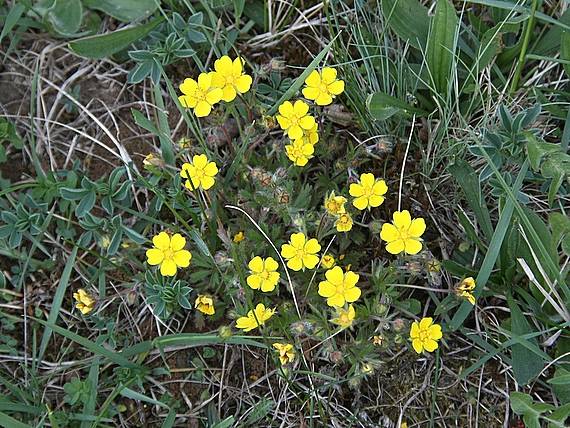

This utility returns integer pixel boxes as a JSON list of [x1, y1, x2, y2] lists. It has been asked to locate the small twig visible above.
[[398, 115, 415, 211]]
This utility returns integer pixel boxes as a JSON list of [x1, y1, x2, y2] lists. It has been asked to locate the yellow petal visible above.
[[232, 56, 244, 75], [321, 67, 337, 84], [327, 80, 345, 95], [248, 256, 264, 273], [344, 286, 361, 302], [428, 324, 443, 340], [380, 223, 399, 242], [410, 321, 420, 339], [221, 85, 237, 102], [299, 115, 316, 130], [393, 210, 412, 229], [315, 93, 332, 106], [386, 239, 405, 254], [153, 232, 171, 250], [344, 271, 359, 288], [264, 257, 279, 272], [206, 87, 223, 104], [281, 243, 297, 259], [215, 55, 233, 74], [360, 173, 375, 188], [327, 293, 345, 307], [197, 72, 212, 90], [160, 259, 177, 276], [260, 278, 277, 292], [404, 238, 422, 255], [293, 100, 309, 116], [318, 280, 336, 298], [236, 316, 256, 331], [302, 86, 320, 100], [170, 233, 186, 251], [423, 339, 439, 352], [204, 161, 218, 177], [419, 317, 433, 330], [305, 70, 321, 87], [179, 78, 198, 95], [412, 339, 424, 354], [304, 238, 321, 254], [368, 195, 385, 207], [287, 257, 303, 271], [173, 250, 191, 267], [247, 273, 261, 289], [372, 179, 388, 196], [146, 248, 164, 265], [200, 176, 215, 190], [352, 196, 369, 210], [194, 100, 212, 117], [408, 218, 426, 238], [325, 266, 344, 285], [278, 101, 294, 117], [289, 233, 306, 249], [179, 95, 196, 108], [287, 125, 303, 140], [276, 115, 291, 129], [210, 71, 225, 88], [349, 183, 364, 197], [235, 74, 252, 93], [193, 154, 209, 168], [302, 254, 319, 269]]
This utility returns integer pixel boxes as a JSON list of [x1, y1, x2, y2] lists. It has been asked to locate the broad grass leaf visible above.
[[47, 0, 83, 36], [380, 0, 429, 50], [83, 0, 158, 22]]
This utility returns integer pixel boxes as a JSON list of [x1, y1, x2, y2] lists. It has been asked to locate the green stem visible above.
[[510, 0, 538, 94]]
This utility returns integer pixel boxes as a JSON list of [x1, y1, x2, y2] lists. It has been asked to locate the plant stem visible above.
[[510, 0, 538, 93]]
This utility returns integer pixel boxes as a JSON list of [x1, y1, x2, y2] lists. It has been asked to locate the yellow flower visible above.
[[180, 154, 219, 190], [178, 72, 223, 117], [380, 210, 426, 255], [335, 212, 353, 232], [321, 254, 335, 269], [247, 256, 280, 292], [456, 277, 476, 305], [318, 266, 361, 307], [273, 343, 295, 365], [302, 67, 345, 106], [280, 232, 321, 271], [233, 231, 245, 243], [285, 138, 314, 167], [296, 123, 319, 146], [73, 289, 95, 315], [330, 304, 356, 328], [195, 295, 215, 315], [410, 317, 442, 353], [349, 172, 388, 210], [235, 303, 275, 332], [276, 100, 316, 140], [324, 192, 347, 216], [146, 232, 192, 277], [210, 55, 252, 102]]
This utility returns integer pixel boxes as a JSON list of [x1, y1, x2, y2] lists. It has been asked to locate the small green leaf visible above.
[[47, 0, 83, 36], [83, 0, 157, 22], [380, 0, 429, 49], [366, 92, 426, 120]]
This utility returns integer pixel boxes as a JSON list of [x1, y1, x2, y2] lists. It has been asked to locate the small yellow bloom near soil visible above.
[[380, 210, 426, 255], [273, 342, 295, 365], [247, 256, 280, 292], [349, 172, 388, 210], [302, 67, 345, 106], [331, 304, 356, 328], [409, 317, 442, 353], [318, 266, 361, 307], [180, 154, 218, 191], [276, 100, 316, 140], [236, 303, 275, 332], [210, 55, 252, 102], [456, 276, 476, 305], [195, 295, 215, 315], [178, 72, 223, 117], [146, 232, 192, 277], [73, 289, 96, 315], [280, 232, 321, 271]]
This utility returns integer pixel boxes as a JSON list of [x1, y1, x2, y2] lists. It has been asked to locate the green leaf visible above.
[[508, 297, 545, 386], [426, 0, 458, 96], [245, 398, 274, 425], [548, 374, 570, 386], [0, 411, 32, 428], [83, 0, 158, 22], [68, 17, 163, 59], [549, 212, 570, 256], [120, 387, 169, 408], [211, 416, 235, 428], [366, 92, 426, 120], [0, 3, 26, 44], [46, 0, 83, 36], [380, 0, 429, 49]]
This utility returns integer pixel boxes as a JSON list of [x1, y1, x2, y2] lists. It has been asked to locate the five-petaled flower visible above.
[[73, 289, 95, 315], [236, 303, 275, 332], [195, 295, 215, 315], [247, 256, 280, 292], [280, 232, 321, 271], [318, 266, 361, 307], [349, 173, 388, 210], [285, 138, 314, 166], [321, 254, 335, 269], [178, 72, 223, 117], [331, 304, 356, 328], [335, 212, 353, 232], [276, 100, 316, 140], [296, 124, 319, 146], [409, 317, 442, 353], [456, 277, 476, 305], [302, 67, 345, 106], [146, 232, 192, 276], [211, 56, 252, 102], [273, 343, 295, 365], [380, 210, 426, 255], [324, 192, 347, 216], [180, 154, 219, 190]]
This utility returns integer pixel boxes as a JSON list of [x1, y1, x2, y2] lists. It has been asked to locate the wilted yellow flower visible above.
[[180, 154, 218, 190], [276, 100, 316, 140], [247, 256, 280, 292], [143, 153, 164, 169], [178, 72, 223, 117], [302, 67, 345, 106], [195, 295, 215, 315], [280, 232, 321, 271], [410, 317, 442, 353], [236, 303, 275, 332], [233, 231, 245, 243], [318, 266, 361, 307], [335, 212, 353, 232], [380, 210, 426, 255], [361, 362, 374, 375], [273, 342, 295, 365], [456, 277, 476, 305], [73, 289, 95, 315], [146, 232, 192, 276], [324, 192, 347, 216], [297, 123, 319, 146], [210, 56, 252, 102], [285, 138, 314, 167], [372, 335, 383, 346], [321, 254, 335, 269], [349, 172, 388, 210], [330, 304, 356, 328]]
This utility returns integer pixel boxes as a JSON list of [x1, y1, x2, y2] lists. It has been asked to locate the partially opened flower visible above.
[[349, 173, 388, 210], [210, 55, 252, 102], [318, 266, 361, 307], [297, 123, 319, 146], [285, 139, 314, 167], [321, 254, 335, 269], [146, 232, 192, 276], [324, 192, 347, 216], [195, 295, 215, 315], [409, 317, 442, 353], [380, 210, 426, 255], [456, 277, 476, 305], [235, 303, 275, 332], [335, 212, 353, 232], [280, 232, 321, 271], [73, 289, 95, 315], [247, 256, 280, 292], [302, 67, 345, 106], [330, 304, 356, 329], [178, 72, 223, 117], [180, 154, 218, 190], [273, 343, 295, 365], [276, 100, 316, 140], [233, 231, 245, 243]]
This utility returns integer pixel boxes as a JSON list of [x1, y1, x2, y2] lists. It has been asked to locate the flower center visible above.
[[339, 313, 349, 324], [419, 330, 429, 342], [319, 83, 329, 93], [261, 271, 271, 280], [296, 249, 306, 258], [163, 248, 175, 260]]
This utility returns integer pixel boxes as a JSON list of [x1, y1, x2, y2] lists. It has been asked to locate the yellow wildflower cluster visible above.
[[276, 67, 344, 167], [73, 289, 96, 315], [178, 55, 252, 117]]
